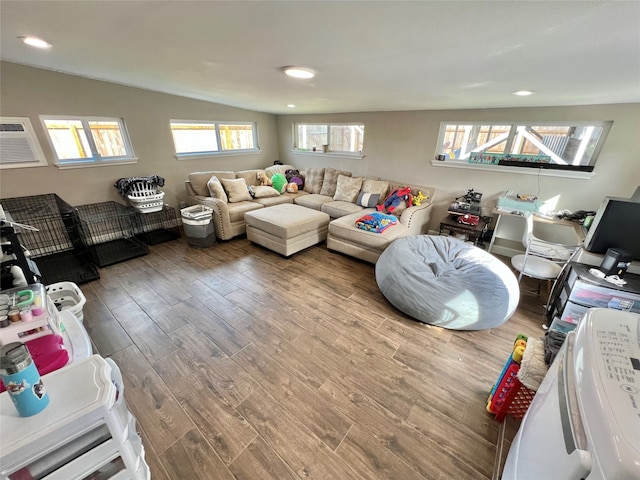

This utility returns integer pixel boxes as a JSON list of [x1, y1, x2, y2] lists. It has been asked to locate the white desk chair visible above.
[[511, 213, 582, 298]]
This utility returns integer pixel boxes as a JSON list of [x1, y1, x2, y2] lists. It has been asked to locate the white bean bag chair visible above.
[[375, 235, 519, 330]]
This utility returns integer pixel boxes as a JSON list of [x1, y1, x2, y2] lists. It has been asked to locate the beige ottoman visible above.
[[244, 203, 331, 257]]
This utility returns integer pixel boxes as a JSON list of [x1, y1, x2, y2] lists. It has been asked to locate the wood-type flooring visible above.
[[81, 236, 548, 479]]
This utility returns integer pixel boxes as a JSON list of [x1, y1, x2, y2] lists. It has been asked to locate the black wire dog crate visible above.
[[0, 194, 99, 285], [76, 201, 149, 267], [129, 205, 181, 245]]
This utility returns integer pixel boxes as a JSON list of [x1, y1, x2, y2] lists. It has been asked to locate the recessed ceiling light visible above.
[[512, 90, 535, 96], [20, 36, 52, 49], [287, 104, 296, 108], [282, 66, 316, 79]]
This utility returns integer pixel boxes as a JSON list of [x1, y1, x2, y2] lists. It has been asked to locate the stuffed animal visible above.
[[257, 172, 272, 186], [412, 190, 426, 206], [271, 173, 288, 193], [286, 182, 298, 193], [285, 169, 305, 190], [377, 187, 413, 214]]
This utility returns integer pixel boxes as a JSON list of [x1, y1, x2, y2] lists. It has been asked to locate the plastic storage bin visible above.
[[181, 205, 216, 248], [46, 282, 86, 323]]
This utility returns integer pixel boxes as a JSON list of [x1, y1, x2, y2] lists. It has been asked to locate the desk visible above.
[[439, 215, 487, 246], [487, 209, 584, 256]]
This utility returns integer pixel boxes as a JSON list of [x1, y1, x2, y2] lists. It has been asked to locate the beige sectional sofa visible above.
[[185, 164, 436, 263]]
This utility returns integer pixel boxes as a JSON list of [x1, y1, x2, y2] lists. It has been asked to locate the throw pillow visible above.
[[207, 175, 229, 203], [220, 177, 252, 203], [302, 168, 325, 194], [320, 167, 352, 197], [362, 179, 390, 199], [356, 191, 380, 208], [253, 185, 281, 198], [333, 175, 363, 202]]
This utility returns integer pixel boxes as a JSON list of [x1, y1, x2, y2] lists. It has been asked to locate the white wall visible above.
[[2, 61, 638, 237], [0, 62, 279, 208], [277, 105, 640, 233]]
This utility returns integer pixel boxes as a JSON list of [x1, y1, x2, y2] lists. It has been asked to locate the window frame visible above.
[[433, 120, 612, 177], [170, 120, 260, 159], [293, 122, 365, 156], [39, 115, 137, 168]]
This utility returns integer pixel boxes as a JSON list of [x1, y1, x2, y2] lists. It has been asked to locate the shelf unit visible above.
[[548, 262, 640, 333], [0, 355, 149, 480]]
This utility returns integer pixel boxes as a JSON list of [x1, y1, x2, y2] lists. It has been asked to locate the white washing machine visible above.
[[502, 308, 640, 479]]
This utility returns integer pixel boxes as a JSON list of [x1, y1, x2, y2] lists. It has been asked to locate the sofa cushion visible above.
[[252, 195, 293, 207], [236, 169, 265, 186], [328, 210, 410, 249], [265, 164, 296, 178], [362, 179, 390, 199], [253, 185, 280, 198], [333, 175, 363, 202], [221, 178, 252, 203], [227, 201, 263, 222], [321, 201, 364, 218], [356, 191, 380, 208], [294, 193, 334, 211], [207, 175, 229, 203], [302, 168, 325, 194], [320, 167, 352, 197], [189, 171, 236, 196]]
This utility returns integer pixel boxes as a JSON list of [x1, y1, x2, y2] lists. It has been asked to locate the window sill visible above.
[[291, 150, 364, 160], [175, 150, 261, 160], [55, 158, 139, 170], [430, 160, 595, 179]]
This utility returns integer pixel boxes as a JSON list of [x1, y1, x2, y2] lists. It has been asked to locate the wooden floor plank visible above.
[[83, 238, 545, 479], [159, 428, 236, 480]]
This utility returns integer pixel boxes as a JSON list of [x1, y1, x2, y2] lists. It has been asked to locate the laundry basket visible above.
[[126, 182, 165, 213], [114, 176, 166, 214], [181, 205, 216, 248], [45, 281, 87, 323]]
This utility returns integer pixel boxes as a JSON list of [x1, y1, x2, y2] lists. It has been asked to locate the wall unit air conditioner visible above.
[[0, 117, 48, 169]]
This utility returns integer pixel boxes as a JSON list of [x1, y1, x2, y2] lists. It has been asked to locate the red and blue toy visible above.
[[377, 186, 413, 214]]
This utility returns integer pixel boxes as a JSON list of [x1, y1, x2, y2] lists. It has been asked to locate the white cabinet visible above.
[[0, 355, 149, 480]]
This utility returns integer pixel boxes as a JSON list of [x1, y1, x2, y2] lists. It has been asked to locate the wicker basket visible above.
[[126, 182, 165, 213]]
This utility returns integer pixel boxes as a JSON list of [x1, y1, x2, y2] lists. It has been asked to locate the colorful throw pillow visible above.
[[333, 175, 363, 202], [320, 167, 352, 197], [220, 177, 252, 203], [271, 173, 287, 193], [356, 191, 380, 208], [302, 168, 325, 194], [207, 175, 229, 203]]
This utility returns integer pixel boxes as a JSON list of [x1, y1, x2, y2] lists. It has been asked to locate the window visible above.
[[435, 121, 612, 172], [0, 117, 48, 169], [170, 120, 258, 156], [40, 116, 135, 167], [294, 123, 365, 154]]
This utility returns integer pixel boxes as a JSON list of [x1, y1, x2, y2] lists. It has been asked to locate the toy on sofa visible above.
[[412, 190, 426, 206], [377, 187, 413, 214], [257, 172, 272, 186], [286, 183, 298, 193], [271, 173, 288, 193]]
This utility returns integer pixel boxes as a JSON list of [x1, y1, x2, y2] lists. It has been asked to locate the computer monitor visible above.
[[583, 196, 640, 261]]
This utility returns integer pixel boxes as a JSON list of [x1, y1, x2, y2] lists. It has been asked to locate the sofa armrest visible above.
[[187, 194, 234, 240], [399, 203, 433, 234]]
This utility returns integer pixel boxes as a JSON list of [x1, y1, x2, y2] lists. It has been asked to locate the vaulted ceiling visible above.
[[2, 1, 639, 114]]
